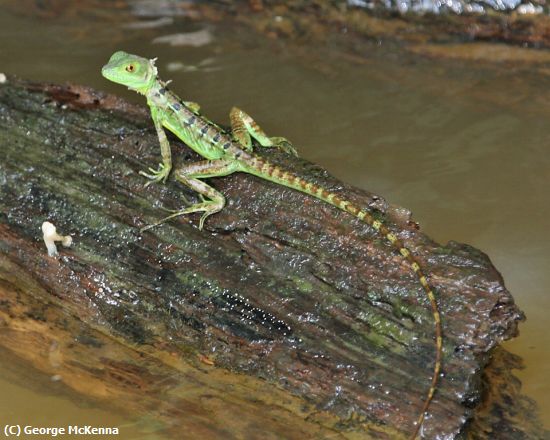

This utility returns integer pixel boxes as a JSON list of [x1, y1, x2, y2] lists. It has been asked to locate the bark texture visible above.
[[0, 78, 526, 439]]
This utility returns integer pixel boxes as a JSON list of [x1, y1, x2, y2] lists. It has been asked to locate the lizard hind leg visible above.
[[229, 107, 298, 156], [141, 159, 239, 232]]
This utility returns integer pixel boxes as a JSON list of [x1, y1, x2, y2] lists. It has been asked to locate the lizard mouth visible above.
[[101, 64, 117, 82]]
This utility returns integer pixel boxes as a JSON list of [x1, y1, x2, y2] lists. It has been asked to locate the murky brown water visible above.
[[0, 348, 166, 439], [1, 2, 548, 435]]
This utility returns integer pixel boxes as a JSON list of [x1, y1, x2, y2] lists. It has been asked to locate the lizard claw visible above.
[[269, 137, 299, 157], [139, 163, 171, 186], [140, 199, 223, 233]]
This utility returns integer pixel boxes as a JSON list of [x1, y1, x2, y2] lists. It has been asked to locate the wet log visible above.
[[0, 78, 525, 439]]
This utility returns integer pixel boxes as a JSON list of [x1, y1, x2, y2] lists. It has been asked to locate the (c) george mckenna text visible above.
[[22, 425, 119, 436]]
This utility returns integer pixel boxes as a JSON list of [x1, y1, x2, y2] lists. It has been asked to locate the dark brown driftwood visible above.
[[0, 79, 526, 439]]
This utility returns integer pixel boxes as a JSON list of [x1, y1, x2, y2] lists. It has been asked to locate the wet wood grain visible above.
[[0, 78, 527, 439]]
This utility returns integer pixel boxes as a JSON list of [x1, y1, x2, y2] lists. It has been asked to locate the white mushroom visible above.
[[42, 222, 72, 257]]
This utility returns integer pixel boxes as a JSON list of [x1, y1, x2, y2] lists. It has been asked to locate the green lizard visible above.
[[102, 51, 442, 439]]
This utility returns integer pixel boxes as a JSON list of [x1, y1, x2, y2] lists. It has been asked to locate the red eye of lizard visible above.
[[126, 64, 135, 72]]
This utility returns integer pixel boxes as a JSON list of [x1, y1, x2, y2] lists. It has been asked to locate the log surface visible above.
[[0, 78, 524, 439]]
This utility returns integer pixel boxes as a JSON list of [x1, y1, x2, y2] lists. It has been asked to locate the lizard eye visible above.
[[125, 64, 135, 73]]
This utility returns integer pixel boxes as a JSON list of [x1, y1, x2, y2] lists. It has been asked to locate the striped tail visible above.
[[248, 157, 442, 439]]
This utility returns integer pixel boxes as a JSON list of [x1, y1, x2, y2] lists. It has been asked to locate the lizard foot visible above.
[[269, 137, 299, 157], [140, 200, 223, 233], [139, 162, 172, 186], [156, 194, 206, 213]]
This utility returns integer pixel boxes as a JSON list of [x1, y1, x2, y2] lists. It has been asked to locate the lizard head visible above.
[[102, 51, 157, 94]]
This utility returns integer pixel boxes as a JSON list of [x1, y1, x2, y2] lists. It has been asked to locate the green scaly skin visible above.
[[102, 51, 442, 439]]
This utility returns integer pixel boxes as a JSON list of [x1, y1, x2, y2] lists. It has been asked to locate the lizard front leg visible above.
[[140, 106, 172, 185], [229, 107, 298, 157], [141, 159, 240, 232]]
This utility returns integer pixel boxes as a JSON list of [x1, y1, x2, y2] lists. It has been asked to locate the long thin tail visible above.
[[248, 157, 442, 439]]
